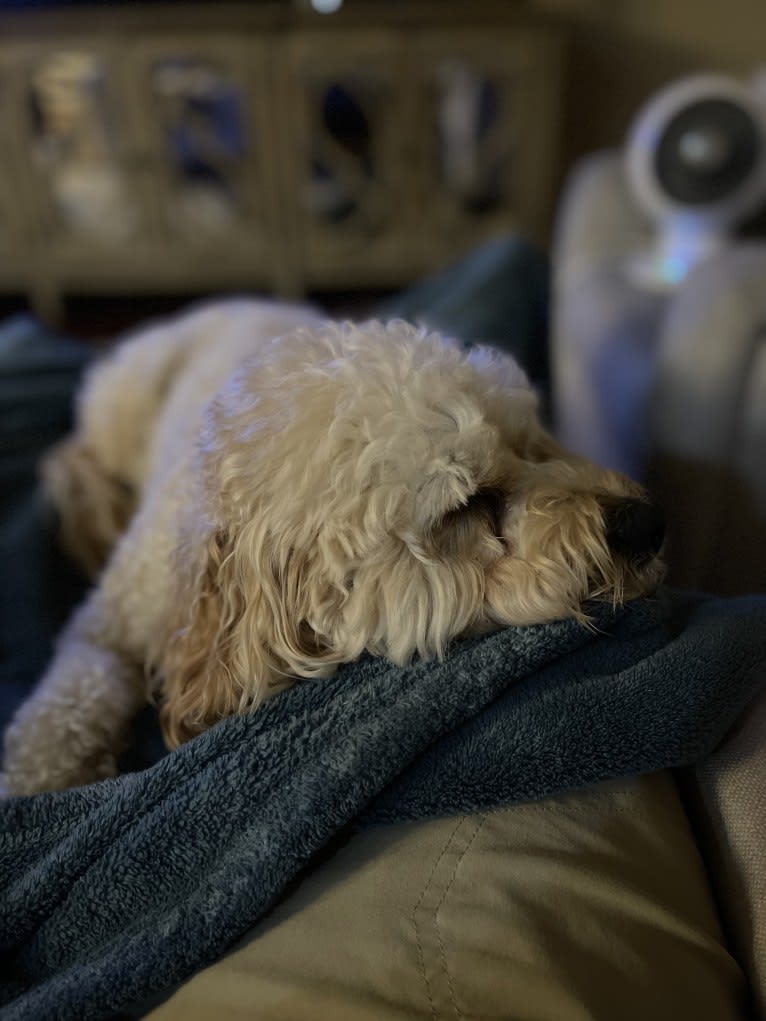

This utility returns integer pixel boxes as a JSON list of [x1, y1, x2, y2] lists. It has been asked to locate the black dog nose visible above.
[[603, 499, 665, 560]]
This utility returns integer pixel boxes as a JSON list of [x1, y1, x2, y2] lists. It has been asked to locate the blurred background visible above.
[[0, 0, 565, 328], [0, 0, 761, 327], [0, 0, 764, 611]]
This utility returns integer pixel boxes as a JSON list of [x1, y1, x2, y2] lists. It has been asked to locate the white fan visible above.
[[625, 71, 766, 290]]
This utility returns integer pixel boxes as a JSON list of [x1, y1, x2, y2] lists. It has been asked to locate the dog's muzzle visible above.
[[603, 498, 665, 563]]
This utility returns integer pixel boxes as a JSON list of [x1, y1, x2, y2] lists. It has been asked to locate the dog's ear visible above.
[[155, 520, 336, 748]]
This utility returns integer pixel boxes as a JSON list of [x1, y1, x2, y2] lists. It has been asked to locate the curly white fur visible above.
[[2, 299, 664, 794]]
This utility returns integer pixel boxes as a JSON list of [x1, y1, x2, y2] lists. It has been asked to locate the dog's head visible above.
[[157, 321, 664, 745]]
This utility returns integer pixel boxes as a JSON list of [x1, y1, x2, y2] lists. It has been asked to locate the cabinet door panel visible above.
[[278, 31, 421, 289], [16, 44, 145, 247], [127, 36, 278, 263], [416, 29, 562, 249]]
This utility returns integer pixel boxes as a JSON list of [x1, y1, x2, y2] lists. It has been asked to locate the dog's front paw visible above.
[[3, 621, 146, 794], [3, 747, 119, 796], [3, 746, 119, 796], [3, 697, 120, 796]]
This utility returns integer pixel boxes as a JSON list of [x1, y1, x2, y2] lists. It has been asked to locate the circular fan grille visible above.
[[654, 98, 760, 205]]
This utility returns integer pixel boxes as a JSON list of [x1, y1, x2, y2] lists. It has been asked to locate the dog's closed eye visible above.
[[434, 486, 507, 549], [461, 487, 506, 529]]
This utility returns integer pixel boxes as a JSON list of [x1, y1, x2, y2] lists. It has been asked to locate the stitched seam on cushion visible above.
[[412, 817, 464, 1021], [433, 814, 487, 1021]]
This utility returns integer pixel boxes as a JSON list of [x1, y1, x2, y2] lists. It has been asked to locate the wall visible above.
[[534, 0, 766, 185]]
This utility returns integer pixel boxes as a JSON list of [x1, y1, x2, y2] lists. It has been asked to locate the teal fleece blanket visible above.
[[1, 590, 765, 1021]]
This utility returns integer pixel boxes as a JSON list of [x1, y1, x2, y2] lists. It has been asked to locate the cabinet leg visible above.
[[30, 280, 65, 326]]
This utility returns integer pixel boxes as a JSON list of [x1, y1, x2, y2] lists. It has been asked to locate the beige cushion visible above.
[[140, 770, 747, 1020], [687, 681, 766, 1018]]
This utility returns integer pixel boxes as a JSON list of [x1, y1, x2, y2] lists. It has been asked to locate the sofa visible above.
[[1, 236, 765, 1021], [552, 151, 766, 596]]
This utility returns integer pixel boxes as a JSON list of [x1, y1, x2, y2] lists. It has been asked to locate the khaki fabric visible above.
[[688, 680, 766, 1019], [141, 771, 746, 1021]]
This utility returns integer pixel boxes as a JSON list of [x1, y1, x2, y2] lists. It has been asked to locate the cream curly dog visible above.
[[2, 300, 664, 794]]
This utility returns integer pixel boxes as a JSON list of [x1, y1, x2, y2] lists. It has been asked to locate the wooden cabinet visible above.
[[0, 5, 562, 319]]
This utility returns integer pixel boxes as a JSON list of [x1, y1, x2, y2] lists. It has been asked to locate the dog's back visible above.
[[43, 299, 321, 578]]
